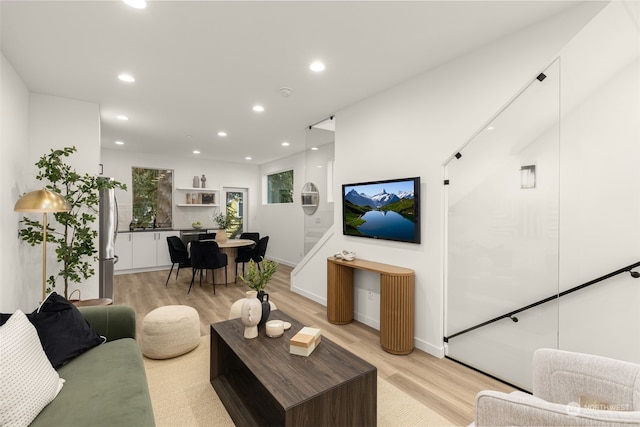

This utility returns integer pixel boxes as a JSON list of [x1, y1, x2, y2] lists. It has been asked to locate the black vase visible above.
[[257, 291, 270, 328]]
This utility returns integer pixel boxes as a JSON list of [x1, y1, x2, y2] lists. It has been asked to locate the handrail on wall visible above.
[[444, 260, 640, 342]]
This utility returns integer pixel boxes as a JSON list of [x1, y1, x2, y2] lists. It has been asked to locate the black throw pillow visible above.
[[0, 313, 11, 325], [28, 292, 105, 368]]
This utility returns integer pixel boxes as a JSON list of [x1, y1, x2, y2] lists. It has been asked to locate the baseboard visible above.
[[354, 312, 380, 330], [115, 266, 169, 275], [414, 338, 445, 358], [267, 256, 297, 269], [290, 285, 326, 306]]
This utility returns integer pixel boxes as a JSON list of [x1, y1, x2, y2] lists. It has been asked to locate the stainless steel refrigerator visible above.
[[99, 178, 118, 300]]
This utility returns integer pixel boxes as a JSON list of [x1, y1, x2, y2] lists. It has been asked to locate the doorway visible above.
[[224, 188, 247, 238]]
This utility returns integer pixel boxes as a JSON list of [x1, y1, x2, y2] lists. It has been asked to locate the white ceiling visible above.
[[1, 1, 580, 165]]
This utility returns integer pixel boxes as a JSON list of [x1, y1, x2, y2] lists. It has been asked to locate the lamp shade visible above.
[[14, 189, 71, 213]]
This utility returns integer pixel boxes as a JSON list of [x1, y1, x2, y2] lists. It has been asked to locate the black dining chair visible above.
[[235, 232, 260, 276], [251, 236, 269, 270], [240, 232, 260, 243], [198, 232, 216, 241], [188, 240, 228, 294], [166, 236, 191, 286]]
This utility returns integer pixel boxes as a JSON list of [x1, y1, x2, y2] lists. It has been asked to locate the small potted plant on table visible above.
[[212, 212, 233, 242], [239, 259, 279, 327]]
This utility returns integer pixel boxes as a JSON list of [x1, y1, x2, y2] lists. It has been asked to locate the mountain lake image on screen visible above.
[[342, 177, 420, 244]]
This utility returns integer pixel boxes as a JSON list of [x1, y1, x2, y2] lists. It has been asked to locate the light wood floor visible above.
[[115, 263, 514, 426]]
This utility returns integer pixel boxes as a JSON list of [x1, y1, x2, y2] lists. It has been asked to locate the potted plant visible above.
[[239, 258, 279, 327], [213, 211, 234, 242], [238, 258, 279, 295], [18, 146, 126, 299]]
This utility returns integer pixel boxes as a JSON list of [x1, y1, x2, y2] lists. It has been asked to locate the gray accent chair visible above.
[[474, 348, 640, 426]]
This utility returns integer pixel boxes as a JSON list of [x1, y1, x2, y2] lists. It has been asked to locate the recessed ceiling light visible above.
[[487, 125, 495, 131], [118, 73, 135, 83], [114, 140, 125, 145], [281, 142, 290, 147], [252, 105, 264, 113], [116, 115, 129, 121], [193, 150, 200, 154], [123, 0, 147, 9], [317, 165, 323, 168], [309, 61, 326, 72], [310, 147, 319, 151], [245, 156, 252, 161], [217, 131, 227, 137]]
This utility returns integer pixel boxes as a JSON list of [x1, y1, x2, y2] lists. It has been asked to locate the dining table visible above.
[[188, 238, 255, 284]]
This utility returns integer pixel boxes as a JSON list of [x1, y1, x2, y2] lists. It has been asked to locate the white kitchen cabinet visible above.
[[114, 232, 133, 271], [117, 231, 179, 270], [132, 232, 158, 269], [155, 231, 177, 266]]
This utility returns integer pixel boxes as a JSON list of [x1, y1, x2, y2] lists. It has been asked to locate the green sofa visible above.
[[30, 305, 155, 427]]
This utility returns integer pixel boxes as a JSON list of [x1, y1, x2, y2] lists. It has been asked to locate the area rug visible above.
[[143, 336, 455, 426]]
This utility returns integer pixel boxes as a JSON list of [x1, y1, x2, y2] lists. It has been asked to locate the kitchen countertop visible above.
[[119, 228, 216, 233]]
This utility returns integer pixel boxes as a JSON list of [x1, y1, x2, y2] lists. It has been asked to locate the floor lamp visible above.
[[14, 189, 71, 301]]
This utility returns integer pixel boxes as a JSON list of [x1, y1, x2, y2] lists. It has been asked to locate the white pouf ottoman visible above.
[[140, 305, 200, 359]]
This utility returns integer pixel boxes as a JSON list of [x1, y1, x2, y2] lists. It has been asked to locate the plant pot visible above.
[[215, 229, 228, 243]]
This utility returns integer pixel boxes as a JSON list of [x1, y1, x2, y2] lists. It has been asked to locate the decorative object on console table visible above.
[[193, 176, 200, 188], [191, 193, 197, 204], [240, 290, 261, 339], [201, 174, 207, 188]]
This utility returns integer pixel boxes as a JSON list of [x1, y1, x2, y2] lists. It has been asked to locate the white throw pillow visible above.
[[0, 310, 65, 426]]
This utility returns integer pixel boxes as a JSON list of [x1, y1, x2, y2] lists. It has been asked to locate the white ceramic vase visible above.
[[240, 290, 261, 339]]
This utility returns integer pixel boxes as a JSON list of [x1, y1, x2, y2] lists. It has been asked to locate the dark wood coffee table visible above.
[[210, 310, 377, 426]]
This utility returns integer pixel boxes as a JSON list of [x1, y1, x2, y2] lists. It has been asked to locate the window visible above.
[[131, 167, 173, 228], [267, 170, 294, 204]]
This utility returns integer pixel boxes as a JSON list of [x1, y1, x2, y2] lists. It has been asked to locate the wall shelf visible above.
[[176, 187, 218, 192], [176, 186, 220, 207]]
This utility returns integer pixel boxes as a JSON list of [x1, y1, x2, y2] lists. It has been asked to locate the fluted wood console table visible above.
[[327, 257, 415, 355]]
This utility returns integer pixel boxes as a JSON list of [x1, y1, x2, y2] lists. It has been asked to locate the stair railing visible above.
[[444, 261, 640, 343]]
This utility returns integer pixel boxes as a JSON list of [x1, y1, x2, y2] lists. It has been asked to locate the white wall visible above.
[[28, 93, 102, 299], [258, 151, 306, 266], [0, 53, 31, 311], [292, 2, 606, 357], [0, 54, 102, 309], [100, 148, 260, 232]]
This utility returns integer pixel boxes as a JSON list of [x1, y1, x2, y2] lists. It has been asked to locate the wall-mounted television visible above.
[[342, 177, 420, 244]]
